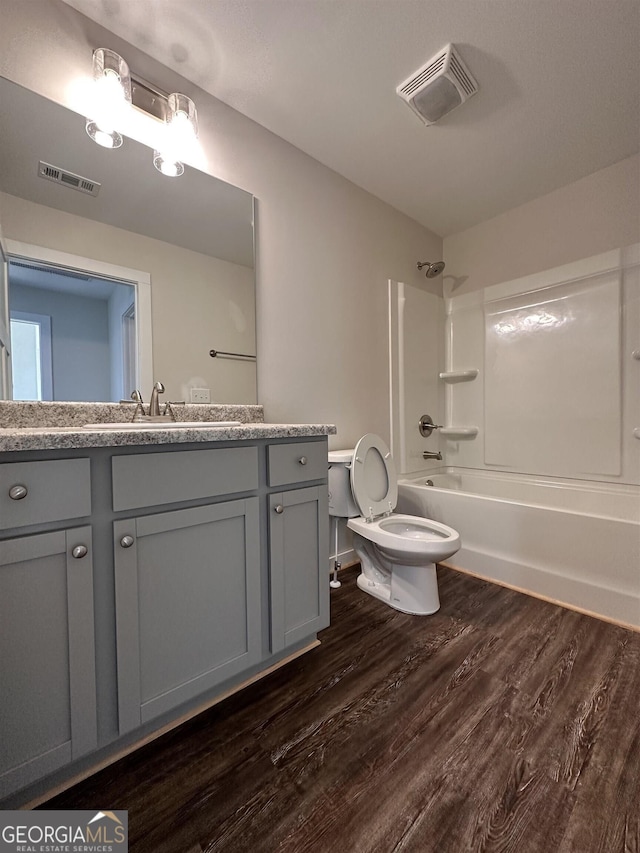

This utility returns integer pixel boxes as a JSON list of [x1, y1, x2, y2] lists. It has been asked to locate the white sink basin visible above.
[[83, 421, 242, 430]]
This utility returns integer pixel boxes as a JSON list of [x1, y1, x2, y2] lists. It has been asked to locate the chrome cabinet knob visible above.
[[274, 505, 284, 514], [72, 545, 88, 559], [120, 535, 135, 548], [298, 456, 308, 465], [9, 484, 28, 501]]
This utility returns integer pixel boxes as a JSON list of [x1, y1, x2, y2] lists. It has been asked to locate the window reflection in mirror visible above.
[[11, 311, 52, 400]]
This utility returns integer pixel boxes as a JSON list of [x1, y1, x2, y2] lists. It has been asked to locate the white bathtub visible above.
[[397, 469, 640, 628]]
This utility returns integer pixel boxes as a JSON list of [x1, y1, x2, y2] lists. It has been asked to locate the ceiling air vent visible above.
[[396, 43, 478, 125], [38, 161, 101, 197], [10, 259, 92, 282]]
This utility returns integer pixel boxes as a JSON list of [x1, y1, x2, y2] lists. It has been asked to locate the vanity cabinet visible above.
[[0, 526, 97, 799], [0, 432, 330, 805]]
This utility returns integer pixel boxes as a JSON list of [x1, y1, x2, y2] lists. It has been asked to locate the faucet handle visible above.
[[418, 414, 442, 437], [164, 401, 185, 422], [129, 390, 146, 421]]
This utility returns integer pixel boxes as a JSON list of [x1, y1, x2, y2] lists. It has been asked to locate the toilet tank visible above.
[[328, 449, 359, 518]]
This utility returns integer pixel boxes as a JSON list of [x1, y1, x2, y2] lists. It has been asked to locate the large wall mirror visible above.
[[0, 76, 256, 404]]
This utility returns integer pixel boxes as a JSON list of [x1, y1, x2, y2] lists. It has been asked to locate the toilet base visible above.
[[356, 563, 440, 616]]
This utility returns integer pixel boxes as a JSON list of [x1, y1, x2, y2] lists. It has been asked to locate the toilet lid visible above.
[[350, 433, 398, 519]]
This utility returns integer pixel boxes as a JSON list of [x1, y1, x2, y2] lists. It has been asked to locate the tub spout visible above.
[[423, 451, 443, 461]]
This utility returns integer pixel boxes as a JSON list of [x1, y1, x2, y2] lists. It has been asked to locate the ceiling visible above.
[[62, 0, 640, 237]]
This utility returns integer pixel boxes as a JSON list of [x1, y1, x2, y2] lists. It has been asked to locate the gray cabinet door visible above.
[[269, 485, 329, 654], [114, 498, 261, 734], [0, 527, 97, 798]]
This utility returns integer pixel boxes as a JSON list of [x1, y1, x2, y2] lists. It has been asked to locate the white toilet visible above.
[[328, 433, 460, 615]]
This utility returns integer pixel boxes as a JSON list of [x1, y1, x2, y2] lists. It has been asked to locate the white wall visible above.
[[0, 0, 442, 447], [443, 154, 640, 294]]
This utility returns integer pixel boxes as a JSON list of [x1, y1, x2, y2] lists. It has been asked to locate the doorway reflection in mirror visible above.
[[9, 258, 136, 402]]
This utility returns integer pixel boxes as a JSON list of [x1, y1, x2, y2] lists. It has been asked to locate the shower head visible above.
[[417, 260, 445, 278]]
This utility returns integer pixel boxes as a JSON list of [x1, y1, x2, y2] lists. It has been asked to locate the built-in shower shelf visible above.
[[439, 369, 479, 383], [440, 426, 479, 439], [634, 427, 640, 440]]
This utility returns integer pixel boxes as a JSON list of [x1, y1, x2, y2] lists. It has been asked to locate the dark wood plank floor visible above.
[[43, 565, 640, 852]]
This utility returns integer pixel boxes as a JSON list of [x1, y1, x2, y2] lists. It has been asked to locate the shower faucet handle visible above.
[[418, 414, 442, 438]]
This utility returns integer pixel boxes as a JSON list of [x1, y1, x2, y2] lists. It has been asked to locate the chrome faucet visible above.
[[423, 450, 443, 461], [149, 381, 165, 417]]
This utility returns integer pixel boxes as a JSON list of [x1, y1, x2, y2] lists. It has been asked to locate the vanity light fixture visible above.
[[85, 48, 132, 149], [84, 48, 199, 175], [153, 93, 198, 178]]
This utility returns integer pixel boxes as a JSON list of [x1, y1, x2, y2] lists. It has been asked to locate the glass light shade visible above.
[[86, 48, 132, 149], [167, 93, 198, 139], [152, 93, 197, 177], [152, 150, 184, 177]]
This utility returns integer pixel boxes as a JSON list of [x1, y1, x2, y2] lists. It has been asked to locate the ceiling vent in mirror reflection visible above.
[[38, 161, 101, 197], [10, 259, 92, 282]]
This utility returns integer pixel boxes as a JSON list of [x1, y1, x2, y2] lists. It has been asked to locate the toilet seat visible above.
[[348, 513, 459, 558], [350, 433, 398, 519]]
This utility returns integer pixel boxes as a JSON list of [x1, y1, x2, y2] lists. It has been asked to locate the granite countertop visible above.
[[0, 401, 336, 452], [0, 423, 337, 452]]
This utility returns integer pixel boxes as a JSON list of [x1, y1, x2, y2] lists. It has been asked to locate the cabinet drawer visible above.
[[112, 446, 259, 511], [267, 440, 327, 487], [0, 459, 91, 530]]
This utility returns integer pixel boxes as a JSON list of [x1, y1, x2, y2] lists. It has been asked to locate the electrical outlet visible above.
[[190, 388, 210, 403]]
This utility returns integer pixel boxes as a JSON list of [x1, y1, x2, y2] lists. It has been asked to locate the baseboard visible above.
[[440, 553, 640, 633], [327, 548, 357, 573]]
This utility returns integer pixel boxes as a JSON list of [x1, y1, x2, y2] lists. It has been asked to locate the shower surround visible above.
[[390, 244, 640, 626]]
